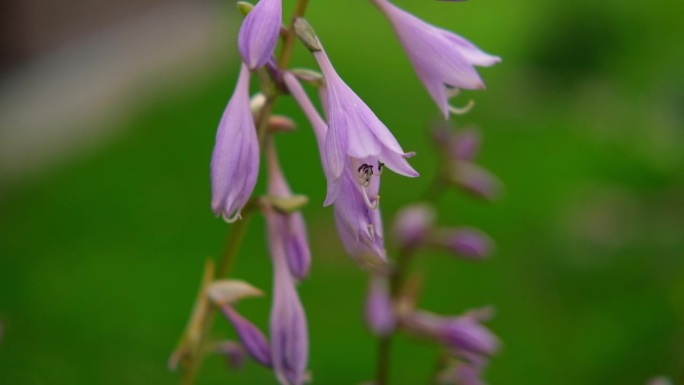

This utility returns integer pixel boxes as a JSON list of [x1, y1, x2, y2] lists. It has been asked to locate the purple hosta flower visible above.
[[450, 161, 501, 201], [238, 0, 282, 69], [404, 309, 499, 358], [266, 142, 311, 279], [448, 127, 481, 162], [216, 340, 247, 370], [211, 64, 260, 222], [371, 0, 500, 118], [365, 274, 396, 336], [219, 306, 272, 367], [392, 203, 436, 249], [313, 48, 419, 207], [266, 205, 309, 385], [433, 227, 494, 260], [283, 72, 389, 266]]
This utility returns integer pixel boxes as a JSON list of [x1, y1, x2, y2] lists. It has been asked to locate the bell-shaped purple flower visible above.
[[365, 274, 396, 336], [283, 72, 388, 266], [238, 0, 282, 69], [210, 64, 260, 222], [372, 0, 500, 118], [266, 206, 309, 385], [266, 142, 311, 279], [313, 49, 419, 206], [219, 306, 272, 367]]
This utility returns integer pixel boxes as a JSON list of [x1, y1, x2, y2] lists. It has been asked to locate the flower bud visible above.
[[432, 227, 494, 260], [392, 203, 436, 248], [449, 161, 502, 201], [221, 306, 272, 367], [365, 275, 396, 336], [449, 128, 481, 162], [268, 115, 297, 132]]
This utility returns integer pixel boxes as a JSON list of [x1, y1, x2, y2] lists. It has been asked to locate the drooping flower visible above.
[[265, 204, 309, 385], [210, 64, 260, 222], [371, 0, 500, 118], [283, 72, 388, 265], [238, 0, 282, 69], [266, 141, 311, 279], [313, 47, 419, 206]]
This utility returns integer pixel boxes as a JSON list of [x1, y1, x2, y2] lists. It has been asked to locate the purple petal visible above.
[[365, 275, 396, 336], [392, 203, 436, 248], [221, 306, 272, 366], [238, 0, 282, 69], [210, 63, 260, 220]]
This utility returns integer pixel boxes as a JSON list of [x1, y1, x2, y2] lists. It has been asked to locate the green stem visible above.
[[278, 0, 310, 69]]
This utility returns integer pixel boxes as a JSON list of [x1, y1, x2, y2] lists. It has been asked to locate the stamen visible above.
[[356, 163, 374, 187], [368, 224, 376, 242], [377, 161, 385, 176], [360, 186, 380, 210], [448, 99, 475, 115], [223, 211, 242, 223]]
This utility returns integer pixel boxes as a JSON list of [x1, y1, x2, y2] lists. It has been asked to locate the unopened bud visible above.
[[250, 93, 267, 114], [450, 161, 502, 201], [365, 275, 396, 336], [294, 18, 322, 52], [432, 227, 494, 260], [221, 306, 272, 366], [449, 128, 481, 162], [268, 115, 297, 132], [392, 203, 436, 248]]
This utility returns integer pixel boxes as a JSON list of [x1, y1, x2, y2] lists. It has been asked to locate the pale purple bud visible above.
[[313, 48, 418, 206], [284, 72, 388, 266], [216, 340, 247, 370], [449, 128, 481, 162], [450, 161, 502, 201], [238, 0, 282, 69], [267, 142, 311, 279], [365, 274, 396, 336], [433, 227, 494, 260], [267, 208, 309, 385], [405, 310, 499, 357], [392, 203, 436, 248], [220, 305, 272, 367], [211, 64, 260, 222], [371, 0, 500, 118]]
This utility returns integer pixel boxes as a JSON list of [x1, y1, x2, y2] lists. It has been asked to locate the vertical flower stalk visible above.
[[210, 63, 260, 222]]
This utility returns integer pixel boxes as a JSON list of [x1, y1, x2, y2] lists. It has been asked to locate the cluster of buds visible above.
[[176, 0, 501, 383]]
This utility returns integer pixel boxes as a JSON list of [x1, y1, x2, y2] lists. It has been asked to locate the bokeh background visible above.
[[1, 0, 683, 384]]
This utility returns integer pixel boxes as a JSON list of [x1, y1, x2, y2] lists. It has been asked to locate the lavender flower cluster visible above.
[[172, 0, 502, 384]]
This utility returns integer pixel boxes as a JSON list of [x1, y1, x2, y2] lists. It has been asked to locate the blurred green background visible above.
[[1, 0, 683, 384]]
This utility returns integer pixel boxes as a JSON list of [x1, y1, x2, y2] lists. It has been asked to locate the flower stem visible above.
[[279, 0, 310, 69]]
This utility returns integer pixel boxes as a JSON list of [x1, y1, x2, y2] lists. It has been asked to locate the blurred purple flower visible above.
[[266, 206, 309, 385], [266, 142, 311, 279], [238, 0, 282, 69], [448, 127, 481, 162], [392, 203, 436, 249], [365, 274, 396, 336], [450, 161, 502, 201], [219, 305, 272, 367], [404, 309, 499, 357], [313, 48, 418, 206], [284, 72, 388, 266], [433, 227, 494, 260], [372, 0, 500, 118], [211, 64, 260, 222]]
